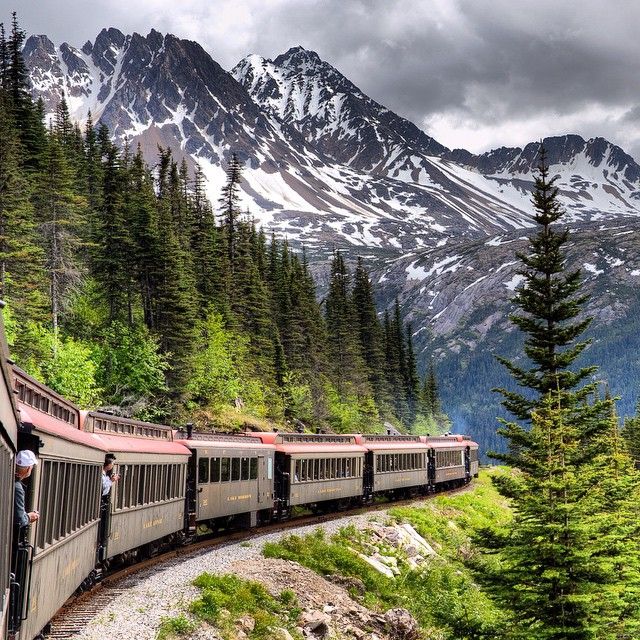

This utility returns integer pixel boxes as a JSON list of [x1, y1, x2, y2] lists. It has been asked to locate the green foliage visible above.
[[484, 146, 640, 638], [324, 382, 381, 433], [265, 473, 510, 639], [43, 332, 100, 407], [156, 614, 197, 639], [95, 321, 168, 407], [189, 573, 302, 640], [187, 310, 249, 409]]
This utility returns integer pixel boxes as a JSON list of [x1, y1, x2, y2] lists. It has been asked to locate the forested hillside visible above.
[[0, 16, 447, 434]]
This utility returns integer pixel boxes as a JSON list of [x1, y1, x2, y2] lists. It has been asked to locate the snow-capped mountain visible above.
[[23, 28, 640, 450], [234, 47, 640, 221], [25, 30, 548, 255]]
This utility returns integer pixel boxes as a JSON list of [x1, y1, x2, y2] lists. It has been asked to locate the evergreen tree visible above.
[[622, 403, 640, 463], [229, 222, 275, 375], [0, 94, 47, 327], [218, 152, 242, 270], [325, 251, 370, 396], [34, 134, 86, 334], [154, 149, 198, 401], [91, 144, 132, 322], [352, 257, 387, 406], [404, 324, 420, 425], [480, 145, 640, 638]]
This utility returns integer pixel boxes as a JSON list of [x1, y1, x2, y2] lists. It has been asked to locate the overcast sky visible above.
[[8, 0, 640, 158]]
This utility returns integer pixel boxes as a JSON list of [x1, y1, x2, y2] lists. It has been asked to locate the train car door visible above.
[[363, 452, 374, 501], [9, 432, 40, 637], [256, 456, 263, 503]]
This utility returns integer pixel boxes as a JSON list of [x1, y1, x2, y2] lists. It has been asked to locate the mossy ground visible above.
[[263, 470, 512, 640]]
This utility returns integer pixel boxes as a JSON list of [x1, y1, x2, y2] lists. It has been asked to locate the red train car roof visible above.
[[18, 404, 108, 451], [250, 432, 365, 454], [174, 438, 275, 451], [92, 432, 191, 455], [272, 444, 367, 454], [359, 442, 431, 451]]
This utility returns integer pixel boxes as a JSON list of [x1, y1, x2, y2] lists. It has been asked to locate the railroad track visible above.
[[44, 485, 471, 638]]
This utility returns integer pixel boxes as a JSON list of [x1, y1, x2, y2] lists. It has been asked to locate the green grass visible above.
[[189, 574, 302, 640], [156, 614, 197, 639], [263, 471, 512, 640]]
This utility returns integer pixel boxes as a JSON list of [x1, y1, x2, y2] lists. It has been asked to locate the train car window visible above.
[[344, 459, 350, 478], [156, 465, 162, 502], [165, 465, 172, 498], [72, 464, 80, 529], [210, 458, 221, 483], [149, 465, 156, 502], [250, 457, 258, 480], [158, 465, 165, 500], [231, 457, 240, 482], [129, 465, 137, 507], [267, 457, 273, 480], [37, 459, 51, 549], [319, 459, 325, 480], [241, 457, 250, 481], [293, 460, 300, 482], [198, 457, 209, 484], [221, 458, 230, 481], [138, 466, 146, 504]]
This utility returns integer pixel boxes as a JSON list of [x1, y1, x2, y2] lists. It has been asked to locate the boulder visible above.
[[301, 609, 331, 637], [384, 608, 420, 640]]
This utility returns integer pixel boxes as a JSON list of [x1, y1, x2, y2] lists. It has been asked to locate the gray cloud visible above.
[[8, 0, 640, 158]]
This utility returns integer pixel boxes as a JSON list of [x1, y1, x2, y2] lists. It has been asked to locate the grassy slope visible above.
[[263, 470, 512, 640]]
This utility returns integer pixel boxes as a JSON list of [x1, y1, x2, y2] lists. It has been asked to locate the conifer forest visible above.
[[0, 16, 446, 435], [5, 8, 640, 639]]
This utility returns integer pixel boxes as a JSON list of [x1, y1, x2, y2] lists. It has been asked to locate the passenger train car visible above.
[[2, 363, 479, 640], [0, 306, 19, 640]]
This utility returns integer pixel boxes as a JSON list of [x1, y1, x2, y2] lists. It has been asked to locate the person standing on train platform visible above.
[[14, 450, 39, 529], [102, 454, 120, 497]]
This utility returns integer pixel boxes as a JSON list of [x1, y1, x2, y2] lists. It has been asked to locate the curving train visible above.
[[0, 311, 479, 640]]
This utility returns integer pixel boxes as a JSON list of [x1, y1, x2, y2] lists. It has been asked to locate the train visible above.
[[0, 311, 479, 640]]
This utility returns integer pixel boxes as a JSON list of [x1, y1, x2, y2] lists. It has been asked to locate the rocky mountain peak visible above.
[[273, 45, 326, 71]]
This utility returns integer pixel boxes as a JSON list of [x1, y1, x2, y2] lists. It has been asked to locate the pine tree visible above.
[[352, 257, 388, 406], [92, 144, 132, 322], [404, 324, 420, 426], [218, 153, 243, 270], [0, 94, 47, 326], [621, 403, 640, 464], [34, 133, 86, 334], [480, 145, 640, 638], [325, 251, 370, 396]]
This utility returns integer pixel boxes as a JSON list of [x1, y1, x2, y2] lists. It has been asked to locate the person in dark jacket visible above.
[[14, 450, 39, 529]]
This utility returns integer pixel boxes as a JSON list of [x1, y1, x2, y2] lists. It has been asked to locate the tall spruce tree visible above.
[[325, 251, 369, 396], [481, 145, 640, 638], [404, 324, 420, 426], [0, 93, 47, 327], [352, 257, 388, 406], [219, 153, 242, 270], [34, 133, 86, 334]]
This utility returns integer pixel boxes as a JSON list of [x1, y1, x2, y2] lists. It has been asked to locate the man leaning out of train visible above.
[[14, 450, 39, 529]]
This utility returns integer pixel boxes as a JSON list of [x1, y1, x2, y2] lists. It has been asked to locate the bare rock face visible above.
[[384, 609, 420, 640], [230, 558, 392, 639]]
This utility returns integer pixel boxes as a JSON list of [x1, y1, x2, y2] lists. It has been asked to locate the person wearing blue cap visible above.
[[14, 450, 39, 529]]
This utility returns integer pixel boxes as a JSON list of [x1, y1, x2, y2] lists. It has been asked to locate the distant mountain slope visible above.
[[24, 31, 547, 256], [23, 29, 640, 453], [234, 47, 640, 222]]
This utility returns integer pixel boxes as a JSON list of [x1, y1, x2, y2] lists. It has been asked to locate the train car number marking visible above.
[[62, 558, 80, 578], [143, 517, 164, 529]]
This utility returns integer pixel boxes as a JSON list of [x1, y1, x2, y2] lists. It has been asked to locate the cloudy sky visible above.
[[10, 0, 640, 158]]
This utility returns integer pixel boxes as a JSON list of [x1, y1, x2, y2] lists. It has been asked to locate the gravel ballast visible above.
[[71, 510, 394, 640]]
